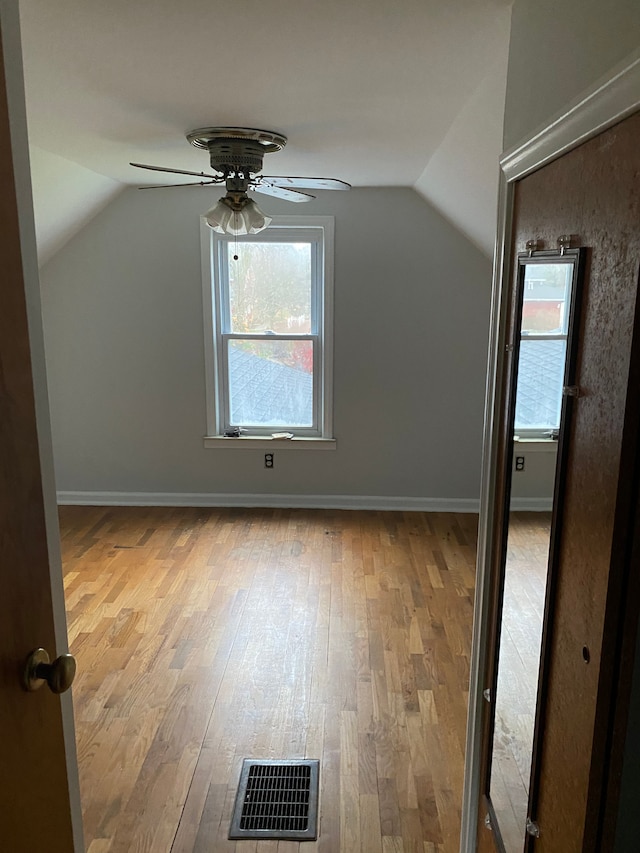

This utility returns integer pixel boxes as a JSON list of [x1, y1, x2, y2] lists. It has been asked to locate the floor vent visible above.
[[229, 759, 319, 841]]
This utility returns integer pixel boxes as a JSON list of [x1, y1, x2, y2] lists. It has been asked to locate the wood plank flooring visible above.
[[59, 507, 478, 852], [489, 512, 551, 852]]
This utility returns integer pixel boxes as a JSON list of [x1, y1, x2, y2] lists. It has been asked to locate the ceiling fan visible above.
[[130, 127, 351, 235]]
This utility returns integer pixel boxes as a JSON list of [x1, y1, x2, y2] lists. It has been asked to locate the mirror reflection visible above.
[[515, 264, 572, 438], [489, 254, 580, 851]]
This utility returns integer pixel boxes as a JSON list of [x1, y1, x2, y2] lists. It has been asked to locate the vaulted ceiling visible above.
[[19, 0, 512, 263]]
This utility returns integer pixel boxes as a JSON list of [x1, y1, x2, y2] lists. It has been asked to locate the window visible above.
[[202, 216, 334, 440], [514, 262, 572, 437]]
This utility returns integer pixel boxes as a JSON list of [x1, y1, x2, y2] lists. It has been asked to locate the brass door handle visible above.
[[23, 648, 77, 694]]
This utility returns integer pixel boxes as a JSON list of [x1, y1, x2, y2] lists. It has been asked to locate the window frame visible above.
[[201, 215, 334, 440]]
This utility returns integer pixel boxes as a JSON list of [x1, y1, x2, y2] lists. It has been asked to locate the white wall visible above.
[[504, 0, 640, 148], [40, 186, 492, 506], [510, 442, 557, 509]]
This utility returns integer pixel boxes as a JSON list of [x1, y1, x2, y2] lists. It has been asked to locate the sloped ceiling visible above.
[[414, 7, 511, 256], [29, 147, 122, 265], [19, 0, 512, 263]]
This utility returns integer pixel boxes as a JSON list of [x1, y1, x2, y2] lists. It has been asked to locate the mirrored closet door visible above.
[[485, 247, 586, 852]]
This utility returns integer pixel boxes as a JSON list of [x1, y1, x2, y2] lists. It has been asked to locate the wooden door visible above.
[[477, 111, 640, 852], [0, 5, 82, 852], [515, 111, 640, 853]]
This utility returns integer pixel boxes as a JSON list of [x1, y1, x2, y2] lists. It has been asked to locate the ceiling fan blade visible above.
[[261, 176, 351, 191], [138, 180, 221, 189], [254, 183, 315, 203], [130, 162, 222, 180]]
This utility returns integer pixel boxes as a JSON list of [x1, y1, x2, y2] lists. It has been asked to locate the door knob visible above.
[[23, 648, 77, 694]]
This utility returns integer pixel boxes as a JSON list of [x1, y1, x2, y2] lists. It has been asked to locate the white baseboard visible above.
[[57, 491, 481, 513], [510, 497, 553, 511]]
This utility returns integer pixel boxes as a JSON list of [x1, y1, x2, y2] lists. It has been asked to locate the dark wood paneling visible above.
[[592, 265, 640, 851]]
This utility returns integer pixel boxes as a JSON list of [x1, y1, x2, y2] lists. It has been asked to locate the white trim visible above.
[[460, 170, 514, 853], [502, 49, 640, 182], [57, 491, 480, 513], [460, 47, 640, 853], [200, 219, 219, 439], [320, 216, 335, 438], [203, 436, 336, 450]]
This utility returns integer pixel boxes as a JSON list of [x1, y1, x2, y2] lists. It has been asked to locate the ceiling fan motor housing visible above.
[[186, 127, 288, 177], [208, 138, 266, 175]]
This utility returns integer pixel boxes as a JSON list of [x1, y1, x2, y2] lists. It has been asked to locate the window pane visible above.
[[521, 263, 572, 334], [514, 339, 566, 431], [227, 242, 312, 333], [228, 339, 313, 427]]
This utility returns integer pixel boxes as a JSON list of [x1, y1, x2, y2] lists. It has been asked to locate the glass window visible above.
[[515, 262, 573, 436], [202, 217, 333, 438], [227, 340, 314, 427], [227, 242, 312, 334]]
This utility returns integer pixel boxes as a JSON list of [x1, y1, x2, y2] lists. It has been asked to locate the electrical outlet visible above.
[[265, 453, 274, 469], [515, 455, 525, 471]]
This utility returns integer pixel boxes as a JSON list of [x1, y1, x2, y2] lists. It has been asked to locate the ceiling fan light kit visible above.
[[205, 193, 272, 236], [131, 126, 351, 237]]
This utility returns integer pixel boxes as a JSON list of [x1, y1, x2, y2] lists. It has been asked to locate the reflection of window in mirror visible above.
[[514, 264, 573, 439]]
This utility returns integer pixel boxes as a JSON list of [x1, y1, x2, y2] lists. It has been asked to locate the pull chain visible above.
[[233, 211, 238, 261]]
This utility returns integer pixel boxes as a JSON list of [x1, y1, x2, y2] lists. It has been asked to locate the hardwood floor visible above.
[[489, 512, 551, 852], [59, 507, 478, 852]]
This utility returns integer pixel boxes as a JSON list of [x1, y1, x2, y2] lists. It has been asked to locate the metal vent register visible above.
[[229, 759, 319, 840]]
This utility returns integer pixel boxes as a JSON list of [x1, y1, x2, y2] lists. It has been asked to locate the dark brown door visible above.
[[0, 11, 81, 853], [478, 112, 640, 852]]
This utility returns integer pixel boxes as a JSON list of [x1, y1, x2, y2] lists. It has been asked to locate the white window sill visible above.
[[204, 436, 337, 450]]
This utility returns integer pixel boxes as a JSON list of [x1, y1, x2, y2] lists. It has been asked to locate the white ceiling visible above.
[[19, 0, 512, 259], [29, 146, 122, 265]]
